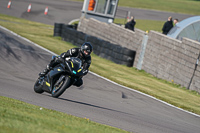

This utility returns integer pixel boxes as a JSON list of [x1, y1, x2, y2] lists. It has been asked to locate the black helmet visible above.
[[81, 42, 93, 57]]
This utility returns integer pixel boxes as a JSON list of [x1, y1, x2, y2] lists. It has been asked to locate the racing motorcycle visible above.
[[34, 56, 84, 98]]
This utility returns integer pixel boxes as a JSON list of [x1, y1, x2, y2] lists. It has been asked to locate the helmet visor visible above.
[[84, 50, 91, 56]]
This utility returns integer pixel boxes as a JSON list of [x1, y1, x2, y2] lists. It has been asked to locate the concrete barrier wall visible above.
[[144, 31, 200, 92], [77, 18, 200, 93]]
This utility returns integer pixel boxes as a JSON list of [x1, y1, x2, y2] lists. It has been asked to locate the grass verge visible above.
[[0, 96, 129, 133], [114, 18, 164, 32]]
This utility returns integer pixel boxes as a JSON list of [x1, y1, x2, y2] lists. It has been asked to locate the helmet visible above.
[[81, 42, 93, 57]]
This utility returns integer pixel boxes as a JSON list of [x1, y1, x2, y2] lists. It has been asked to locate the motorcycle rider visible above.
[[39, 42, 93, 87]]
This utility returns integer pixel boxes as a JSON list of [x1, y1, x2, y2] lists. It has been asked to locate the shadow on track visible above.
[[58, 97, 133, 116]]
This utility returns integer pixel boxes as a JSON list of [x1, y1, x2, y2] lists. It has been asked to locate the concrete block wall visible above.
[[77, 18, 200, 93], [141, 30, 200, 92]]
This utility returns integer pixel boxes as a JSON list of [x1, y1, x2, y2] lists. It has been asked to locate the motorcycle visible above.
[[34, 56, 84, 98]]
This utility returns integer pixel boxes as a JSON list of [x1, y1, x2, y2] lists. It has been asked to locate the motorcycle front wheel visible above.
[[34, 78, 44, 94], [51, 76, 71, 98]]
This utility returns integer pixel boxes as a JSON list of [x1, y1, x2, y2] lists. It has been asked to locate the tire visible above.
[[54, 23, 64, 37], [51, 76, 71, 98], [73, 24, 78, 30], [99, 53, 107, 58], [54, 23, 63, 29], [120, 60, 133, 67], [53, 32, 61, 37], [113, 45, 122, 53], [66, 25, 74, 29], [120, 54, 134, 62], [34, 78, 44, 94], [54, 28, 61, 33], [122, 47, 136, 57], [93, 50, 100, 56]]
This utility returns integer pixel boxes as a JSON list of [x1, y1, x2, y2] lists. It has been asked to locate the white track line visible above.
[[1, 25, 200, 118]]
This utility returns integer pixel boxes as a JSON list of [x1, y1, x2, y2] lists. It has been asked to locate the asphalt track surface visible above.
[[0, 0, 200, 133]]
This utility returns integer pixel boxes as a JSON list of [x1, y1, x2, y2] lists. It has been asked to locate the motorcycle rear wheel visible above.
[[51, 76, 71, 98], [34, 78, 44, 94]]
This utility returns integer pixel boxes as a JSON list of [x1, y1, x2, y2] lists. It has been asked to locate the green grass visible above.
[[0, 96, 129, 133], [68, 18, 165, 33], [114, 18, 164, 32], [118, 0, 200, 15], [0, 13, 200, 132], [69, 0, 200, 15]]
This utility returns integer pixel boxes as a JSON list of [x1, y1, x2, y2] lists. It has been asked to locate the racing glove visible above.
[[55, 56, 64, 63]]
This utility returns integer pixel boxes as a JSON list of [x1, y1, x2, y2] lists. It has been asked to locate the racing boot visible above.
[[39, 64, 51, 77]]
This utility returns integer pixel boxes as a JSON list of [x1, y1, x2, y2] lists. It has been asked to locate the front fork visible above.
[[54, 75, 65, 87], [52, 75, 68, 94]]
